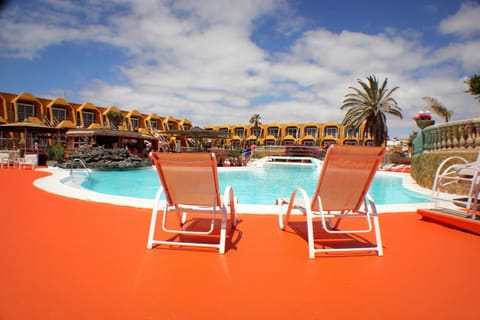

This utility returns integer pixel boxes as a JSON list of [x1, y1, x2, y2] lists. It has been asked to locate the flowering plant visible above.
[[413, 112, 432, 121]]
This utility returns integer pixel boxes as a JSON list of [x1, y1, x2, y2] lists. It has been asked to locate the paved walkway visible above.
[[1, 168, 479, 319]]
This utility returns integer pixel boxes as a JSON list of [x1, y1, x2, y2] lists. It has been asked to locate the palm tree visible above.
[[341, 75, 402, 146], [422, 96, 453, 122], [465, 74, 480, 101], [249, 113, 261, 128]]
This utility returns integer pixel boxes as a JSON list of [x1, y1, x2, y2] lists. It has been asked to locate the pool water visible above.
[[81, 166, 430, 205]]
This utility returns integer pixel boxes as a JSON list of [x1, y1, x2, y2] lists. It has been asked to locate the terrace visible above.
[[0, 167, 478, 319]]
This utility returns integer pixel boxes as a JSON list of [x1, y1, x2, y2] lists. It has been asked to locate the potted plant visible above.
[[46, 142, 65, 167], [413, 111, 435, 129]]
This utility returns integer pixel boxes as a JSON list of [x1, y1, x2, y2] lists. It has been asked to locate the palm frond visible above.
[[422, 96, 452, 122], [339, 75, 402, 145]]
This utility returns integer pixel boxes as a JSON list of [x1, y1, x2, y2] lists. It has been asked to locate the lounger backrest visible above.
[[311, 145, 385, 212], [150, 152, 222, 207]]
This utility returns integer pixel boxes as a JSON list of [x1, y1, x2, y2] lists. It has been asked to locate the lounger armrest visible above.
[[223, 185, 237, 227], [276, 188, 311, 230], [365, 193, 378, 214]]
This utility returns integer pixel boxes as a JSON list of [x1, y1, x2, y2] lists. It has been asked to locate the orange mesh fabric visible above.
[[150, 152, 221, 207], [312, 145, 385, 211]]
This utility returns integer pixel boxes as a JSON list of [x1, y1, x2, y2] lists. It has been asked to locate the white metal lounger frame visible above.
[[277, 190, 382, 259], [431, 151, 480, 219], [147, 153, 237, 254], [277, 145, 385, 259]]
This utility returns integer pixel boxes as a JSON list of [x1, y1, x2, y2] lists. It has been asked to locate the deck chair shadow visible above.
[[147, 152, 237, 254], [276, 145, 386, 259]]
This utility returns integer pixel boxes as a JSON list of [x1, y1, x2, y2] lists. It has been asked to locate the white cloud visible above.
[[0, 0, 479, 138], [439, 2, 480, 38]]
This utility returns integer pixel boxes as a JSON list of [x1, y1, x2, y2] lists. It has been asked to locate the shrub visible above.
[[46, 142, 65, 161]]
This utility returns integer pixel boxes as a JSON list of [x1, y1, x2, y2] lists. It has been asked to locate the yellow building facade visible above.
[[204, 120, 373, 149], [0, 91, 374, 155]]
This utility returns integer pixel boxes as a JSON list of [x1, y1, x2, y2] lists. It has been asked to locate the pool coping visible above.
[[33, 167, 436, 214]]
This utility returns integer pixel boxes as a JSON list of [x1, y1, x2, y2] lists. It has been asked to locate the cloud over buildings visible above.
[[0, 0, 479, 137]]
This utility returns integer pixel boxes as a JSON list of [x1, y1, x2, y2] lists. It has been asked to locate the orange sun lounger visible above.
[[147, 152, 237, 254], [277, 145, 386, 258]]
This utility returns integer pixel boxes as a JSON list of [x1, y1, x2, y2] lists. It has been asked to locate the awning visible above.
[[65, 128, 154, 140], [167, 127, 229, 139], [0, 122, 60, 132], [301, 135, 315, 140]]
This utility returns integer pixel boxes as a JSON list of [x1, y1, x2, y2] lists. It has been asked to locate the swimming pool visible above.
[[79, 166, 431, 205]]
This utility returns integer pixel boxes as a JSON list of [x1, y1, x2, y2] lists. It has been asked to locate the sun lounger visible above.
[[147, 152, 237, 253], [276, 145, 386, 259]]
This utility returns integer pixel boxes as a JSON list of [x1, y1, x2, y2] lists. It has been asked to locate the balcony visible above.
[[413, 118, 480, 155], [411, 118, 480, 189]]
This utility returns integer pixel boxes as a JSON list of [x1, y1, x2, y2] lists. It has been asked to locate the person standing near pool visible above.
[[244, 146, 251, 160]]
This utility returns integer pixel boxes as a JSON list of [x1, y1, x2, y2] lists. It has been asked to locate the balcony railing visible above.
[[412, 118, 480, 155]]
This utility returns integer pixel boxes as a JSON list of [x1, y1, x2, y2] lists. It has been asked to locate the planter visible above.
[[46, 160, 58, 168], [416, 119, 435, 129]]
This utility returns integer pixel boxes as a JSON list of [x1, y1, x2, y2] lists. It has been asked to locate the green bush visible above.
[[46, 142, 65, 161]]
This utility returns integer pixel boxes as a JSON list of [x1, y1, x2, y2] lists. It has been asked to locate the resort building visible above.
[[0, 91, 375, 164], [204, 121, 373, 149]]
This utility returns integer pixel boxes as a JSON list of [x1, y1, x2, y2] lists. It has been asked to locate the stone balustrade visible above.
[[412, 118, 480, 155]]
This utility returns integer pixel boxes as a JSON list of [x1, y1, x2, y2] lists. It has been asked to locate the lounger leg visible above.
[[306, 210, 316, 259], [219, 209, 227, 254], [147, 209, 158, 249], [147, 188, 164, 249], [229, 197, 237, 228], [373, 215, 383, 256]]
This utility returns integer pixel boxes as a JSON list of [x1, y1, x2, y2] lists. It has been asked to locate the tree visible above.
[[249, 113, 261, 128], [341, 75, 402, 146], [422, 96, 453, 122], [106, 110, 124, 128], [465, 74, 480, 101]]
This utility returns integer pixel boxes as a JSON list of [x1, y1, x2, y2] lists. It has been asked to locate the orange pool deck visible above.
[[1, 168, 480, 320]]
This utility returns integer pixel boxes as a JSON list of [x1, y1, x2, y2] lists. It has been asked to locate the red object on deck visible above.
[[417, 208, 480, 235]]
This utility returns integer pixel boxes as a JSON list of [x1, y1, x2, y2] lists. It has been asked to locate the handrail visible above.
[[412, 118, 480, 155], [70, 158, 92, 179]]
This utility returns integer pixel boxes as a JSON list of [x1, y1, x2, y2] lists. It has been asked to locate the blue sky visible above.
[[0, 0, 479, 138]]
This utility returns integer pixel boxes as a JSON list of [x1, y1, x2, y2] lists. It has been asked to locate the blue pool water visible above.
[[80, 166, 430, 205]]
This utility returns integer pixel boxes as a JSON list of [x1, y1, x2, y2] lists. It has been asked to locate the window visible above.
[[345, 126, 359, 137], [82, 111, 95, 127], [234, 128, 245, 137], [52, 107, 67, 124], [16, 102, 35, 122], [130, 117, 139, 130], [286, 127, 298, 138], [232, 141, 241, 149], [251, 127, 261, 137], [267, 127, 279, 137], [305, 127, 317, 137], [324, 126, 338, 138], [265, 140, 276, 146], [219, 128, 229, 134], [151, 120, 158, 130], [304, 140, 315, 146]]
